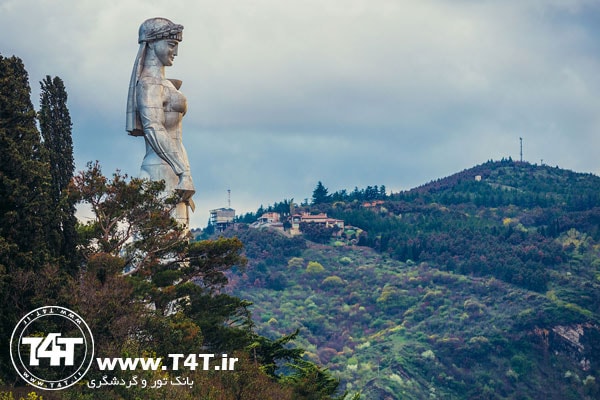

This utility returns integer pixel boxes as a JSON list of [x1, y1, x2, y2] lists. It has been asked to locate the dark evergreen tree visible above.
[[312, 181, 329, 204], [0, 55, 52, 270], [39, 75, 78, 270], [351, 186, 361, 201], [364, 185, 378, 200], [0, 53, 53, 381]]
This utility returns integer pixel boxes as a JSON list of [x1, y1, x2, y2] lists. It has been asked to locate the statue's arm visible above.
[[137, 78, 168, 137]]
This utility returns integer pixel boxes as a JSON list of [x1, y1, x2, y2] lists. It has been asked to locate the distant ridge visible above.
[[402, 159, 600, 208]]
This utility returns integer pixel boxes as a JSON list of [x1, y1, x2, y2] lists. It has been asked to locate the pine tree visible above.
[[39, 75, 78, 270], [312, 181, 329, 205]]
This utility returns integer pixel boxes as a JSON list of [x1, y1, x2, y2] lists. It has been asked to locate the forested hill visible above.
[[223, 159, 600, 399], [404, 159, 600, 209], [324, 160, 600, 293]]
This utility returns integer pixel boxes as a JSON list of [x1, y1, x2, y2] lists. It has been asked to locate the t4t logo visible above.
[[22, 333, 84, 367], [10, 306, 95, 390]]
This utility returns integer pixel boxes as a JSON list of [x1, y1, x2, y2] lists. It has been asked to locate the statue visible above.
[[126, 17, 195, 228]]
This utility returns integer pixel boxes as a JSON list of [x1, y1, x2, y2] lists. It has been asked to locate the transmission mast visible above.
[[519, 137, 523, 162]]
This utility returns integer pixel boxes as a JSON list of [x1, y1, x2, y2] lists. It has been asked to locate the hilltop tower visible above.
[[210, 190, 235, 232]]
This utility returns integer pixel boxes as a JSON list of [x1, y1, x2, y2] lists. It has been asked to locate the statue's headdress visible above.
[[138, 18, 183, 43], [126, 18, 183, 136]]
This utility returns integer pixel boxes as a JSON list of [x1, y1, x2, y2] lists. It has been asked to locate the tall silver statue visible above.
[[126, 17, 195, 228]]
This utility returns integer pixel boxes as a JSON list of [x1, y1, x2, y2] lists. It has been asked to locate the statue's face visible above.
[[153, 39, 179, 66]]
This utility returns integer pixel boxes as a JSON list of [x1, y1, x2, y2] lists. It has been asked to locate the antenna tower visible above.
[[227, 189, 231, 208], [519, 137, 523, 162]]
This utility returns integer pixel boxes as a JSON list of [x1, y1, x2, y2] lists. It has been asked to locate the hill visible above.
[[408, 158, 600, 209], [222, 160, 600, 399]]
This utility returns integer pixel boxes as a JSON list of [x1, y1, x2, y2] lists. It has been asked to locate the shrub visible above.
[[357, 341, 371, 350], [377, 285, 399, 303], [322, 275, 344, 288], [339, 256, 353, 265], [287, 257, 305, 268], [421, 349, 436, 360], [306, 261, 325, 274], [510, 354, 532, 376]]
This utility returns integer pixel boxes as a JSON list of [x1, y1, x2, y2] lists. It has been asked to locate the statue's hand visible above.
[[176, 188, 195, 202], [176, 173, 195, 200]]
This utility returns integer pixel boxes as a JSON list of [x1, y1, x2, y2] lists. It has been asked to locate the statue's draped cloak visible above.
[[126, 42, 146, 136]]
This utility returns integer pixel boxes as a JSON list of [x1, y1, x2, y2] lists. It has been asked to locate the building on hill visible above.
[[210, 207, 235, 232], [258, 212, 280, 224], [290, 212, 344, 236], [249, 211, 345, 238], [250, 212, 284, 230]]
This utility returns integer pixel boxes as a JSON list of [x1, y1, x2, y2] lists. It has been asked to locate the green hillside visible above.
[[224, 160, 600, 399]]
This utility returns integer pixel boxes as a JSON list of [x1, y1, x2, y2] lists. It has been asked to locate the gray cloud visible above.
[[2, 0, 599, 227]]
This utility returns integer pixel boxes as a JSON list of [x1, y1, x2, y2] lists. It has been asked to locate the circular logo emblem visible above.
[[10, 306, 95, 390]]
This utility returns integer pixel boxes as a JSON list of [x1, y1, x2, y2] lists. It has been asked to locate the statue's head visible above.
[[138, 17, 183, 44], [127, 18, 184, 135]]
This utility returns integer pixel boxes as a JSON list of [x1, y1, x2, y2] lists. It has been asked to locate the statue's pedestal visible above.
[[174, 201, 190, 229]]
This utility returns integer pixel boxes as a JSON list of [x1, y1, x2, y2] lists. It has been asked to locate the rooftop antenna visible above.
[[519, 137, 523, 162], [227, 189, 231, 208]]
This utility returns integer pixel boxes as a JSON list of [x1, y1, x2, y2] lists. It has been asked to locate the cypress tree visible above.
[[0, 53, 53, 381], [39, 75, 78, 270], [0, 54, 52, 271]]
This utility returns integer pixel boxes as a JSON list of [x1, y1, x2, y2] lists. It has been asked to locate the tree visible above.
[[364, 185, 378, 201], [0, 54, 53, 271], [249, 329, 304, 377], [0, 155, 348, 398], [39, 75, 78, 269], [312, 181, 329, 205], [0, 53, 54, 382], [300, 222, 338, 244], [71, 161, 185, 272], [69, 165, 345, 398], [184, 237, 247, 291], [283, 359, 347, 399]]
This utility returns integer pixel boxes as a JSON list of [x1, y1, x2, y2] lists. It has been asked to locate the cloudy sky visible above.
[[2, 0, 600, 227]]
